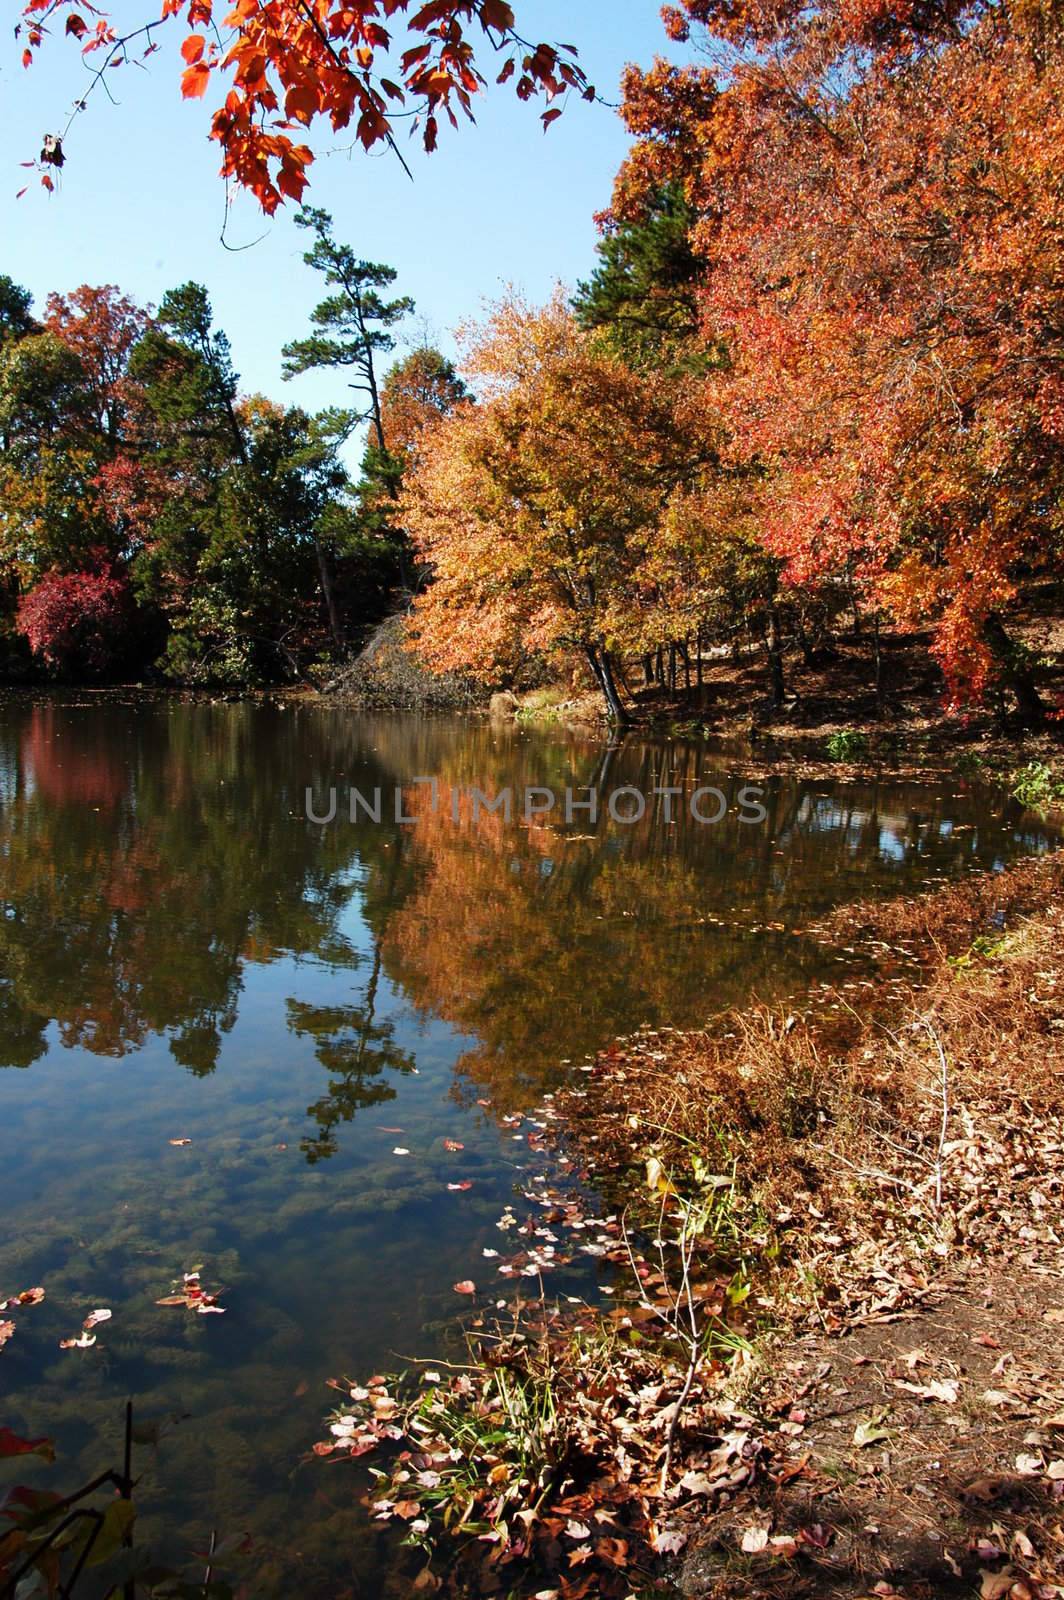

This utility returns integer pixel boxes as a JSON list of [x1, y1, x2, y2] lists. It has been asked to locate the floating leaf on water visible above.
[[0, 1427, 55, 1461], [393, 1147, 411, 1156], [59, 1332, 97, 1349], [0, 1320, 14, 1350], [452, 1280, 476, 1295], [83, 1308, 111, 1329], [442, 1139, 464, 1151], [0, 1287, 44, 1310], [168, 1138, 192, 1147]]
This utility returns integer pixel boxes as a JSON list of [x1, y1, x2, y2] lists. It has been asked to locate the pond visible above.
[[0, 695, 1056, 1595]]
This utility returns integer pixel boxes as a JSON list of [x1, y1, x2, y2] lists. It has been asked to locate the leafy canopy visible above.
[[19, 0, 593, 211]]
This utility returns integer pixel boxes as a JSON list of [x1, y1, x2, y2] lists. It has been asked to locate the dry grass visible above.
[[546, 851, 1064, 1598]]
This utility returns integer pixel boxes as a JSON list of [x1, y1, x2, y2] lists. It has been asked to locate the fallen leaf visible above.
[[393, 1147, 411, 1156], [853, 1415, 891, 1447], [453, 1281, 476, 1295], [0, 1321, 14, 1350], [447, 1181, 474, 1191], [168, 1138, 192, 1147], [895, 1378, 960, 1403], [0, 1287, 44, 1311], [442, 1139, 464, 1151], [83, 1308, 112, 1329], [740, 1526, 769, 1553], [59, 1333, 97, 1350], [649, 1525, 687, 1555], [981, 1570, 1021, 1599], [0, 1428, 54, 1461]]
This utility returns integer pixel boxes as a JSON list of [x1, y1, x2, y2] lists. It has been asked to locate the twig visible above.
[[915, 1016, 950, 1211]]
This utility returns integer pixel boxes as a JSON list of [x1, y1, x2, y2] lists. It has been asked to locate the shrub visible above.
[[1011, 760, 1064, 813], [16, 570, 137, 679], [825, 729, 868, 760]]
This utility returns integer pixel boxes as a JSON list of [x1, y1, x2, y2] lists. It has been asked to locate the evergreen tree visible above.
[[282, 207, 414, 457], [573, 184, 704, 371]]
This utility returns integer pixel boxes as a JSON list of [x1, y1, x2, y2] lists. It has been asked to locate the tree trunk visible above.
[[794, 611, 817, 668], [984, 613, 1044, 726], [586, 644, 629, 726], [872, 611, 884, 714], [314, 537, 344, 652], [763, 609, 786, 708]]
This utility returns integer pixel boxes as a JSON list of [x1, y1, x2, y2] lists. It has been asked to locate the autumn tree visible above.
[[44, 284, 148, 448], [18, 1, 592, 211], [16, 569, 137, 677], [0, 311, 118, 579], [379, 346, 469, 463], [611, 0, 1064, 717], [405, 294, 704, 723]]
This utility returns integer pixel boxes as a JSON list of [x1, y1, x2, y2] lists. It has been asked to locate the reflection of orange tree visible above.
[[368, 750, 1024, 1112], [371, 766, 802, 1112]]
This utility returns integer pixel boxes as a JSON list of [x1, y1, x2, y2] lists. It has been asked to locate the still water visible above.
[[0, 696, 1056, 1593]]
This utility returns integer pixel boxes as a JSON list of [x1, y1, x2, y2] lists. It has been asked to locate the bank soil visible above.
[[553, 852, 1064, 1599]]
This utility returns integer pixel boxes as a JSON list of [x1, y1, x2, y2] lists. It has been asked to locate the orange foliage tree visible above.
[[402, 293, 707, 722], [612, 0, 1064, 716], [19, 0, 592, 211]]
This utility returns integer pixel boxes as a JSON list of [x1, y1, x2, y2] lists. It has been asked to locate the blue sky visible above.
[[2, 3, 681, 422]]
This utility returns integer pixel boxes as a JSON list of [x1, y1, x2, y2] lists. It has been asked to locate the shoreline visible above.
[[2, 680, 1062, 799], [322, 850, 1064, 1598]]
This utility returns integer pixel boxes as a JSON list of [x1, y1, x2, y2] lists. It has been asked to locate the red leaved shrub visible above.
[[16, 570, 136, 679]]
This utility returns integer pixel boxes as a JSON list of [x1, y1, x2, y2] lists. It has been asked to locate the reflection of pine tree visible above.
[[288, 942, 415, 1163]]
